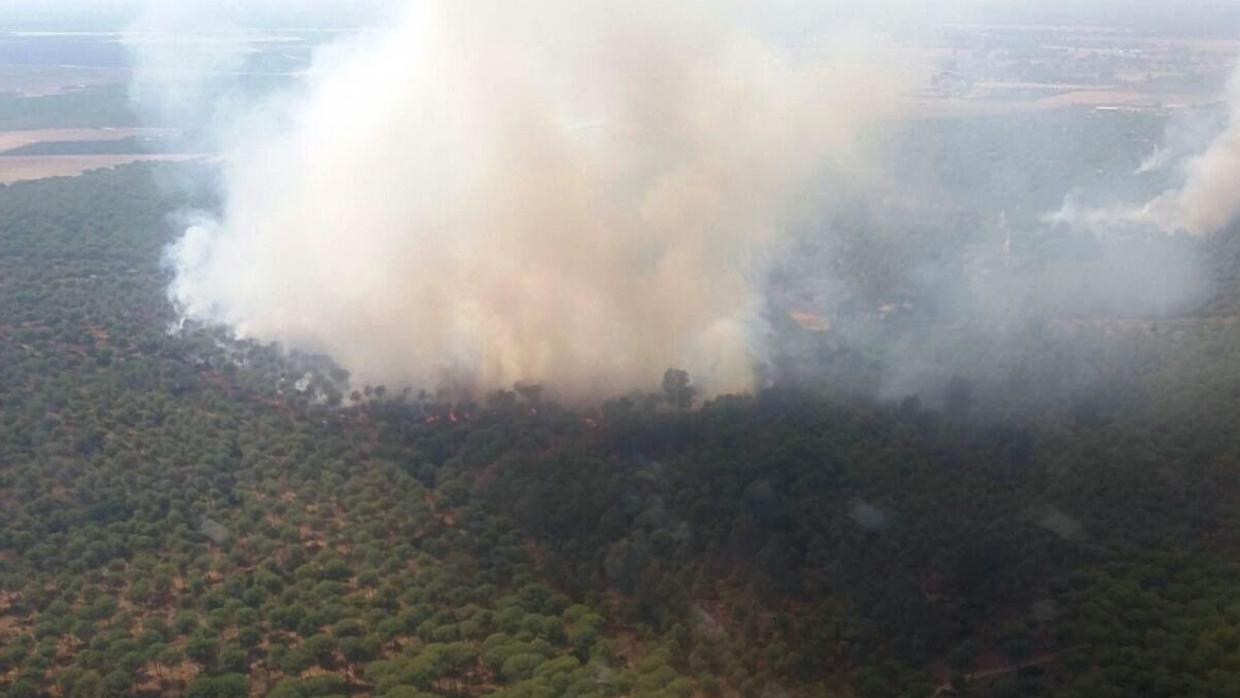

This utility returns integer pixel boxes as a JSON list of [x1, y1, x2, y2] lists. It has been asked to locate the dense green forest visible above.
[[5, 162, 1240, 698]]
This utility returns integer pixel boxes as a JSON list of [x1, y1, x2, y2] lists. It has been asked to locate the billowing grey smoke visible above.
[[162, 1, 910, 400], [1051, 64, 1240, 236], [1151, 66, 1240, 235]]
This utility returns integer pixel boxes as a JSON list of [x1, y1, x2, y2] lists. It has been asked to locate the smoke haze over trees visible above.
[[155, 1, 912, 401], [118, 0, 1240, 409]]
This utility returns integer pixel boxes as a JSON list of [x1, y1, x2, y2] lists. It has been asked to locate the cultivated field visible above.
[[0, 153, 203, 183], [0, 127, 176, 152]]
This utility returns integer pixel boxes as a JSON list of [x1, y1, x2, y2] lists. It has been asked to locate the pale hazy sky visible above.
[[5, 1, 1239, 38], [4, 0, 399, 30]]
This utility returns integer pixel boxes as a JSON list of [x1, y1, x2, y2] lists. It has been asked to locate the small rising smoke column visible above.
[[1051, 64, 1240, 238], [163, 1, 908, 401]]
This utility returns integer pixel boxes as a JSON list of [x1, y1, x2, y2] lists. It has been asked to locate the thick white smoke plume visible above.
[[1149, 65, 1240, 235], [164, 1, 908, 400], [1051, 64, 1240, 237]]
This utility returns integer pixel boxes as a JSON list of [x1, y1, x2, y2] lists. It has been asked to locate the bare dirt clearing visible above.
[[0, 127, 177, 152]]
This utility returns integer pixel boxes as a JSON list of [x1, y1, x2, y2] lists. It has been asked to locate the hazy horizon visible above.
[[5, 1, 1240, 35]]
